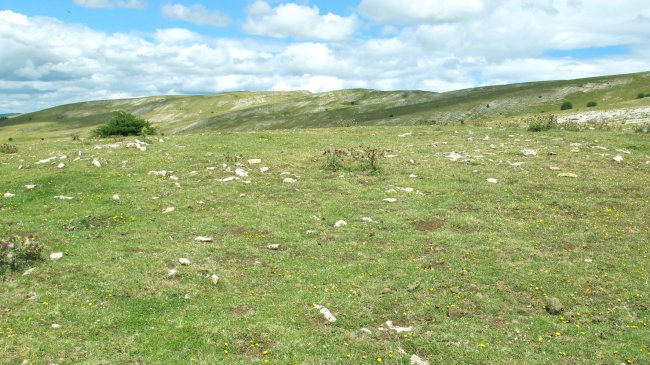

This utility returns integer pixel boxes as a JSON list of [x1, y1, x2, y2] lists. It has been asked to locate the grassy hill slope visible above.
[[2, 72, 650, 141]]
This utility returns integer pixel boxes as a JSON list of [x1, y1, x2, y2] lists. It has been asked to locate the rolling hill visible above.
[[2, 71, 649, 141]]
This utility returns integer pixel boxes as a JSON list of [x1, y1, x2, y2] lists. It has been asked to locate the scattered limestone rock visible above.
[[409, 174, 417, 178], [360, 328, 372, 335], [179, 258, 191, 266], [521, 149, 537, 157], [558, 173, 578, 178], [383, 198, 397, 203], [260, 166, 270, 173], [3, 192, 15, 198], [50, 252, 63, 260], [218, 176, 239, 182], [92, 158, 101, 168], [509, 162, 524, 167], [360, 217, 375, 223], [486, 178, 498, 183], [410, 354, 430, 365], [111, 194, 120, 202], [247, 159, 261, 164], [163, 207, 175, 214], [235, 168, 249, 177], [334, 220, 348, 228], [385, 320, 412, 333], [54, 196, 73, 200], [549, 166, 561, 171], [22, 268, 35, 276], [545, 297, 564, 315], [167, 268, 178, 278], [211, 274, 220, 285], [613, 155, 624, 163], [283, 177, 297, 184], [25, 184, 36, 190], [57, 162, 65, 169], [267, 244, 280, 250], [314, 305, 337, 323], [194, 236, 213, 243]]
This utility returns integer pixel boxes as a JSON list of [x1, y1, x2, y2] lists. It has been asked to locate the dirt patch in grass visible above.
[[413, 218, 446, 231]]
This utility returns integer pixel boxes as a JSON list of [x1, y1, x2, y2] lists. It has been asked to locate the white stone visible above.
[[314, 305, 336, 323], [169, 175, 179, 181], [163, 207, 175, 213], [361, 217, 375, 223], [334, 220, 347, 228], [408, 174, 417, 178], [167, 268, 178, 278], [25, 184, 36, 190], [247, 159, 262, 164], [267, 244, 280, 250], [149, 170, 168, 176], [218, 177, 238, 182], [3, 192, 15, 198], [179, 258, 191, 265], [399, 187, 414, 193], [112, 194, 120, 201], [509, 162, 524, 167], [235, 168, 249, 177], [22, 268, 35, 276], [383, 198, 397, 203], [50, 252, 63, 260], [521, 149, 537, 157], [57, 162, 65, 169], [558, 173, 578, 178], [260, 166, 270, 173], [410, 354, 430, 365], [613, 155, 624, 163], [385, 320, 412, 333], [211, 274, 220, 284], [54, 196, 73, 200], [283, 177, 297, 184], [486, 178, 498, 183], [194, 236, 213, 242], [360, 328, 372, 334], [398, 132, 412, 137], [92, 158, 101, 167]]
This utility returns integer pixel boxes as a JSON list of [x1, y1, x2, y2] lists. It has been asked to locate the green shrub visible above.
[[560, 101, 573, 110], [637, 93, 646, 99], [93, 111, 155, 137], [1, 233, 44, 274], [0, 143, 18, 154], [633, 123, 650, 133], [586, 101, 598, 107], [561, 121, 581, 131], [526, 114, 558, 132]]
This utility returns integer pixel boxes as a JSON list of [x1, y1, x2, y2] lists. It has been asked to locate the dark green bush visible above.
[[1, 233, 44, 274], [93, 111, 155, 137], [637, 93, 646, 99], [1, 143, 18, 154], [586, 101, 598, 107], [560, 101, 573, 110]]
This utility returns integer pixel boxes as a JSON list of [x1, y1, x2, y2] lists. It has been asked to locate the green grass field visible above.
[[1, 124, 648, 364]]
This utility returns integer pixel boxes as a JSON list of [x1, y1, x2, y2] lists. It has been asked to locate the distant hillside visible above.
[[0, 113, 20, 118], [2, 71, 649, 140]]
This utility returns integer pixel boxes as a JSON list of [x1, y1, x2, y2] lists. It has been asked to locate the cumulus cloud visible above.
[[359, 0, 494, 24], [243, 1, 359, 42], [162, 3, 231, 27], [74, 0, 147, 9]]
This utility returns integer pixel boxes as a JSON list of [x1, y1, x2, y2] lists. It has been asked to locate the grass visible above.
[[1, 124, 649, 364]]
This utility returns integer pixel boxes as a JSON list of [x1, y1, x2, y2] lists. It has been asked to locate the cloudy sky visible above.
[[1, 0, 649, 113]]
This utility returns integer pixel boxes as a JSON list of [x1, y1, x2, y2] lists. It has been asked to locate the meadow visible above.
[[1, 124, 649, 364]]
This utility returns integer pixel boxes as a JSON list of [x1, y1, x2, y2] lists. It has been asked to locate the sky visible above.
[[1, 0, 649, 113]]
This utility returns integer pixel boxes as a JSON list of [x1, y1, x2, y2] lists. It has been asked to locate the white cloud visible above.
[[162, 4, 231, 27], [74, 0, 147, 9], [359, 0, 494, 24], [1, 2, 650, 113], [243, 1, 359, 42]]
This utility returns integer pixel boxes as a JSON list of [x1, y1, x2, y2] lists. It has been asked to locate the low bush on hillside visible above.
[[586, 101, 598, 107], [323, 145, 383, 172], [560, 121, 581, 131], [560, 101, 573, 110], [637, 92, 647, 99], [525, 114, 558, 132], [93, 111, 156, 138], [633, 122, 650, 133], [1, 143, 18, 154], [1, 233, 44, 274]]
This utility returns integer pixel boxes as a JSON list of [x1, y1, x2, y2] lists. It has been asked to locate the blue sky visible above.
[[1, 0, 649, 112]]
